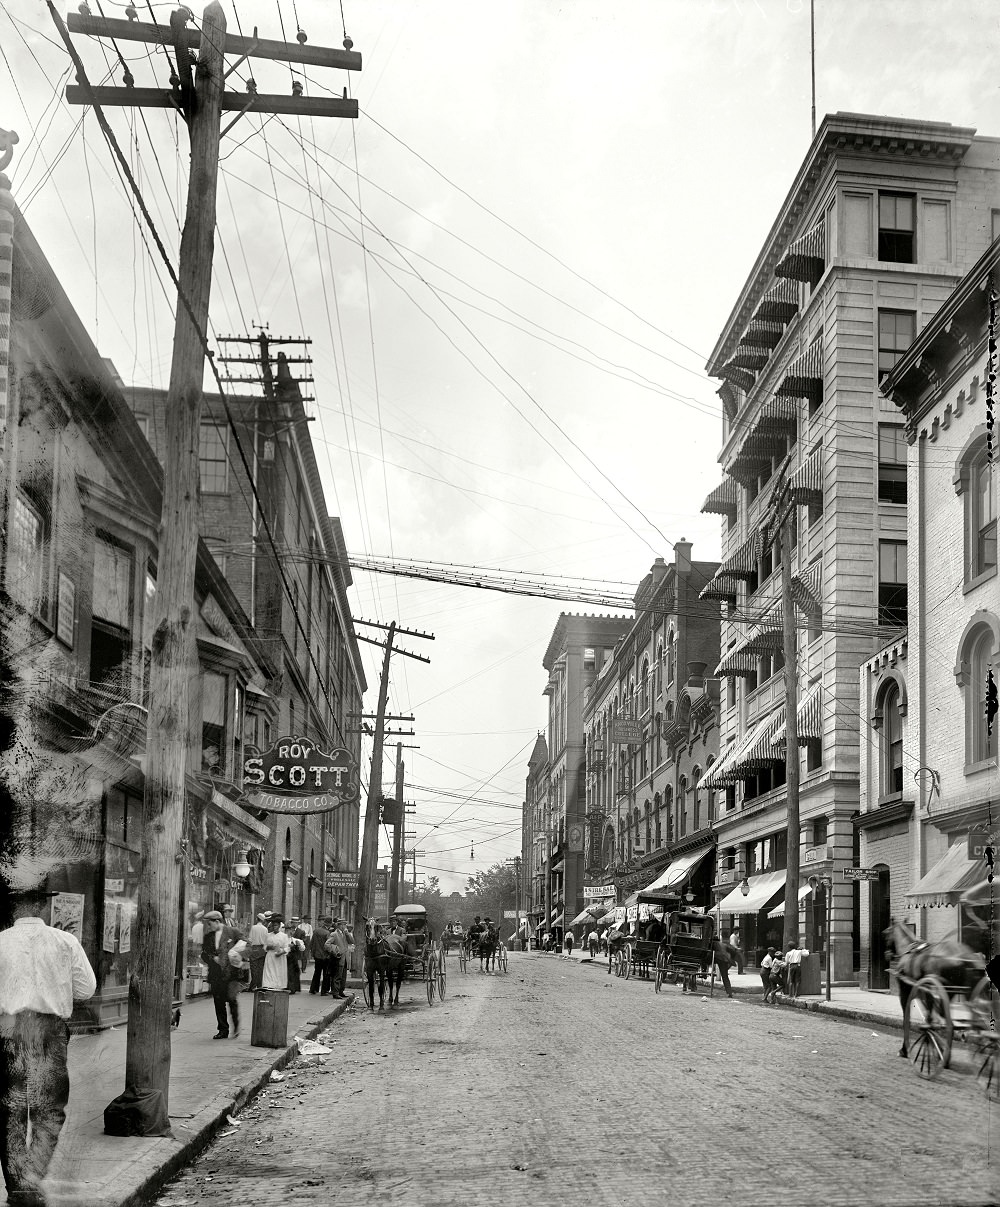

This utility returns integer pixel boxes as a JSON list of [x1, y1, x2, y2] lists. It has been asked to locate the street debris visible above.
[[269, 1071, 286, 1082]]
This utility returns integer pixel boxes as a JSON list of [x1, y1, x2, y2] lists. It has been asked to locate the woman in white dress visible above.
[[262, 916, 292, 989]]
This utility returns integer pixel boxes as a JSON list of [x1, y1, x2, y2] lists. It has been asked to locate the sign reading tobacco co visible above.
[[243, 735, 359, 814]]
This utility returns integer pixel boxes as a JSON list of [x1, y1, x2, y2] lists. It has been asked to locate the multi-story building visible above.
[[127, 351, 366, 925], [523, 731, 548, 942], [699, 112, 1000, 977], [538, 613, 631, 937], [2, 201, 277, 1025], [861, 237, 998, 984], [581, 544, 722, 917]]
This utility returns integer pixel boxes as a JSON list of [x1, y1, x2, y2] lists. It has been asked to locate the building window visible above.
[[878, 424, 907, 505], [969, 627, 996, 766], [878, 192, 915, 263], [201, 670, 228, 775], [203, 538, 228, 577], [881, 684, 904, 796], [877, 310, 916, 376], [199, 422, 229, 495], [8, 493, 46, 614], [812, 817, 828, 847], [878, 540, 907, 627], [583, 647, 596, 671], [667, 631, 676, 684], [91, 537, 134, 692], [655, 643, 663, 694], [972, 452, 997, 580]]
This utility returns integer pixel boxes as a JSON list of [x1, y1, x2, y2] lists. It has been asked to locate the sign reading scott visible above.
[[243, 734, 359, 814]]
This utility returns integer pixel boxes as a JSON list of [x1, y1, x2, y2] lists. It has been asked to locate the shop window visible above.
[[878, 425, 907, 505], [199, 422, 229, 495], [201, 670, 228, 775], [878, 540, 908, 627], [878, 310, 916, 376], [878, 192, 915, 263]]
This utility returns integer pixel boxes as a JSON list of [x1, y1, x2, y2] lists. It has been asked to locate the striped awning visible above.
[[725, 347, 770, 373], [775, 341, 824, 401], [752, 279, 800, 324], [716, 869, 787, 916], [739, 320, 785, 350], [768, 884, 813, 918], [774, 217, 826, 283], [790, 560, 822, 614], [698, 574, 741, 605], [701, 710, 783, 789], [770, 684, 824, 747], [730, 397, 799, 482], [788, 444, 823, 506], [717, 360, 756, 392], [569, 906, 593, 927], [701, 532, 762, 589], [715, 643, 759, 678], [744, 601, 784, 653], [906, 844, 987, 909], [701, 477, 739, 516]]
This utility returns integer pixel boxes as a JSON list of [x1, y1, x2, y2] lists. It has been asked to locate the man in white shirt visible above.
[[784, 940, 809, 998], [247, 912, 269, 990], [0, 886, 96, 1207]]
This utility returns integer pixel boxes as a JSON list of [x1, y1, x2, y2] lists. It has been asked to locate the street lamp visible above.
[[808, 874, 833, 1002], [234, 853, 251, 879], [739, 877, 750, 896]]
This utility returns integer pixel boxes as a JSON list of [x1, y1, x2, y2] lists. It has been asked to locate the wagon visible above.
[[391, 904, 446, 1004], [898, 970, 999, 1099], [654, 910, 718, 996]]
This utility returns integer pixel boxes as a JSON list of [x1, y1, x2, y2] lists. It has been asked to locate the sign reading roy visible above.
[[244, 734, 359, 814]]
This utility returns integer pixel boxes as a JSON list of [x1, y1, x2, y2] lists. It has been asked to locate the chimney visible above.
[[674, 539, 692, 574], [650, 556, 667, 586]]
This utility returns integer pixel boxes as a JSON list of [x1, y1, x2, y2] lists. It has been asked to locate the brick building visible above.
[[581, 544, 722, 919], [870, 236, 999, 977], [522, 731, 548, 943], [699, 112, 1000, 977], [126, 353, 366, 926]]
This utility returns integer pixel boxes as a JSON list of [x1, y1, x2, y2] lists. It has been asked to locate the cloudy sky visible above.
[[3, 0, 999, 895]]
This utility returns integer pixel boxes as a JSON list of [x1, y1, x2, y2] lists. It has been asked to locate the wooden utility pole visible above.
[[779, 514, 801, 949], [57, 2, 360, 1128], [389, 744, 404, 913]]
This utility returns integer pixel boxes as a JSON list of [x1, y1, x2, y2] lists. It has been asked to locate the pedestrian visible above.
[[309, 917, 333, 996], [200, 910, 245, 1038], [247, 912, 269, 990], [708, 938, 734, 998], [324, 919, 349, 998], [0, 885, 97, 1207], [587, 928, 599, 958], [760, 946, 776, 1002], [262, 916, 291, 991], [565, 930, 574, 956], [784, 941, 808, 998], [298, 915, 313, 973], [727, 928, 745, 975], [769, 949, 788, 1002], [286, 920, 305, 994]]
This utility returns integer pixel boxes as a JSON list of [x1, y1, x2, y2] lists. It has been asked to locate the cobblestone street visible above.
[[154, 953, 999, 1207]]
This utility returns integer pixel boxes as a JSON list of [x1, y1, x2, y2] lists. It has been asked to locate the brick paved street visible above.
[[154, 952, 999, 1207]]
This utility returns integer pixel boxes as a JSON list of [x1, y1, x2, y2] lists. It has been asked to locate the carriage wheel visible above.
[[654, 950, 665, 994], [458, 945, 467, 974], [622, 944, 632, 980], [426, 961, 435, 1005], [437, 959, 447, 1000], [498, 947, 508, 973], [904, 976, 953, 1079], [970, 975, 999, 1032]]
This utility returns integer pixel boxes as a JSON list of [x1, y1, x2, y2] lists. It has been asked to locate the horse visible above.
[[883, 917, 985, 1057], [476, 925, 499, 973], [364, 918, 405, 1011]]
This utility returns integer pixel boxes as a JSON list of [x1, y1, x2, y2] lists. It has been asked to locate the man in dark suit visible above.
[[200, 911, 244, 1039], [309, 917, 333, 996]]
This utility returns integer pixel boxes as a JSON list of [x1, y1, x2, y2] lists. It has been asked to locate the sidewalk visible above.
[[3, 987, 356, 1207], [549, 947, 905, 1030]]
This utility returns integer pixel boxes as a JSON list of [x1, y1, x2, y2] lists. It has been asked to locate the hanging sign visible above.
[[611, 718, 643, 745], [243, 735, 360, 814]]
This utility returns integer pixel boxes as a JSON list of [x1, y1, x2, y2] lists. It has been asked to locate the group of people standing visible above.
[[760, 941, 809, 1004], [198, 908, 354, 1041]]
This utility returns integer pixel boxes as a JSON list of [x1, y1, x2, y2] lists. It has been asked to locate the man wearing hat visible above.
[[200, 911, 245, 1039], [0, 885, 96, 1206], [323, 919, 349, 998], [247, 912, 269, 990], [309, 917, 333, 996]]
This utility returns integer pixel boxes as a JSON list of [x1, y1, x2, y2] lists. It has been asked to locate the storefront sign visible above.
[[373, 868, 388, 918], [583, 883, 615, 900], [968, 825, 1000, 861], [843, 867, 880, 881], [243, 735, 359, 813], [105, 878, 125, 894], [611, 718, 643, 745], [325, 870, 358, 890], [200, 593, 243, 652]]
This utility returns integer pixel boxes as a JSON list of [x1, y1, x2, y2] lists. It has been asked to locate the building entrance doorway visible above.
[[869, 867, 891, 991]]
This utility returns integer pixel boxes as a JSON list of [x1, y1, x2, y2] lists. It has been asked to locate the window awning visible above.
[[717, 359, 756, 393], [701, 710, 783, 789], [775, 340, 824, 402], [767, 884, 813, 918], [961, 879, 997, 907], [698, 573, 742, 605], [729, 397, 799, 483], [739, 320, 785, 350], [641, 846, 714, 896], [715, 644, 759, 678], [725, 346, 771, 373], [788, 445, 823, 506], [744, 601, 784, 653], [716, 869, 787, 915], [569, 907, 593, 926], [906, 843, 988, 908], [700, 533, 762, 596], [774, 217, 825, 283], [550, 911, 565, 928], [701, 477, 739, 516], [790, 559, 823, 614], [770, 684, 824, 747], [752, 279, 800, 324]]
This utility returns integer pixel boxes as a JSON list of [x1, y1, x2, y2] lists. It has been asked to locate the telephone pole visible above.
[[779, 514, 801, 949], [55, 2, 360, 1128], [389, 744, 404, 913]]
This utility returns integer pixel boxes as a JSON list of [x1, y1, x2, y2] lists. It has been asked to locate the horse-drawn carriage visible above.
[[362, 903, 445, 1010], [887, 916, 999, 1099], [458, 920, 504, 973], [654, 910, 717, 995]]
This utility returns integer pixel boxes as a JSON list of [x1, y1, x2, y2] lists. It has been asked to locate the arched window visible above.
[[692, 766, 702, 831], [654, 712, 662, 765], [955, 429, 997, 585], [655, 643, 664, 695], [664, 786, 673, 842], [955, 613, 999, 768], [667, 630, 676, 684], [881, 684, 903, 796], [644, 800, 652, 850], [678, 775, 688, 836], [653, 793, 662, 848]]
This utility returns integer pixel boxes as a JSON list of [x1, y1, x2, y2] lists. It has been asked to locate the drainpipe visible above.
[[915, 428, 926, 940]]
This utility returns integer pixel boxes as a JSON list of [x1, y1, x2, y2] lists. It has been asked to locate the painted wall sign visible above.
[[610, 718, 643, 745], [243, 735, 359, 813]]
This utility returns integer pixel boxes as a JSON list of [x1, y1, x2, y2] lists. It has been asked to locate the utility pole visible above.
[[389, 744, 404, 912], [779, 515, 801, 950], [56, 2, 360, 1129]]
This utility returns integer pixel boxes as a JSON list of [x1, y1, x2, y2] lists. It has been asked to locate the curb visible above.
[[112, 993, 355, 1207]]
